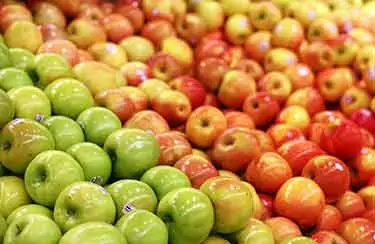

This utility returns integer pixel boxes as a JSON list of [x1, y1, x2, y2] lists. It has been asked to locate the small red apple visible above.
[[286, 88, 326, 116], [156, 131, 192, 166], [316, 205, 343, 232], [264, 217, 302, 243], [284, 63, 315, 90], [224, 111, 255, 131], [120, 62, 151, 86], [125, 110, 170, 134], [267, 124, 305, 149], [101, 13, 134, 43], [338, 218, 375, 244], [169, 76, 207, 109], [336, 191, 366, 220]]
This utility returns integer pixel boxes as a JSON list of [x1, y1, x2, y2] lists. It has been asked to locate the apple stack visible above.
[[0, 0, 374, 243]]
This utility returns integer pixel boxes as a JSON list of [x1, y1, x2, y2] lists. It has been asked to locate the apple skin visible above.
[[0, 43, 11, 70], [277, 106, 311, 133], [313, 111, 346, 124], [259, 194, 274, 220], [336, 191, 366, 220], [67, 18, 106, 49], [277, 140, 326, 176], [120, 62, 151, 87], [175, 13, 206, 46], [139, 78, 170, 102], [101, 13, 134, 43], [119, 86, 148, 113], [340, 87, 371, 116], [299, 41, 335, 72], [6, 204, 52, 224], [120, 36, 155, 63], [59, 222, 127, 244], [307, 18, 339, 42], [3, 214, 61, 244], [44, 78, 95, 119], [286, 88, 326, 116], [157, 187, 214, 244], [116, 209, 168, 244], [0, 214, 6, 243], [258, 71, 292, 104], [350, 109, 375, 134], [38, 39, 79, 67], [106, 179, 157, 219], [274, 177, 326, 228], [8, 48, 35, 74], [242, 181, 267, 220], [141, 19, 175, 47], [338, 218, 375, 244], [302, 155, 350, 203], [195, 39, 229, 62], [116, 4, 144, 32], [225, 14, 252, 45], [358, 186, 375, 210], [202, 236, 230, 244], [197, 58, 229, 92], [267, 124, 305, 149], [0, 176, 31, 218], [0, 68, 33, 91], [125, 110, 170, 135], [88, 42, 128, 69], [77, 107, 122, 146], [0, 118, 55, 174], [271, 18, 304, 51], [4, 20, 42, 53], [264, 217, 302, 243], [249, 1, 281, 31], [76, 48, 93, 63], [243, 91, 280, 128], [54, 182, 116, 232], [24, 150, 85, 207], [249, 129, 276, 154], [316, 205, 343, 232], [353, 147, 375, 183], [224, 111, 255, 131], [104, 128, 160, 179], [196, 0, 224, 32], [38, 23, 68, 42], [311, 231, 348, 244], [284, 63, 314, 90], [32, 1, 66, 29], [233, 218, 275, 244], [141, 165, 191, 199], [155, 131, 192, 166], [280, 237, 318, 244], [264, 48, 298, 73], [147, 52, 186, 82], [0, 90, 14, 129], [354, 45, 375, 73], [246, 152, 293, 194], [244, 31, 272, 63], [326, 34, 359, 67], [0, 4, 32, 33], [169, 76, 207, 109]]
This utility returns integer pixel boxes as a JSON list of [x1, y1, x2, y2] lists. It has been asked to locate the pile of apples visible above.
[[0, 0, 375, 243]]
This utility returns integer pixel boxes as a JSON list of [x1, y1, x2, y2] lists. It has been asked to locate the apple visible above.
[[157, 187, 214, 244], [76, 48, 93, 63], [101, 13, 134, 43], [354, 45, 375, 73], [0, 43, 11, 69], [248, 129, 276, 153], [338, 218, 375, 244], [119, 86, 148, 113], [195, 39, 229, 62], [241, 181, 266, 220], [169, 76, 207, 109], [200, 176, 253, 234], [313, 111, 346, 124], [224, 14, 252, 45], [120, 62, 151, 87], [104, 128, 160, 179], [59, 222, 126, 244], [37, 39, 79, 67], [196, 0, 224, 31], [46, 0, 80, 17], [316, 204, 343, 232], [286, 88, 326, 116], [88, 42, 127, 69], [280, 237, 318, 244], [307, 18, 339, 42], [32, 1, 66, 29], [8, 48, 35, 74], [77, 3, 104, 23], [326, 34, 359, 66], [259, 194, 274, 220], [3, 214, 61, 244], [0, 176, 30, 218], [202, 236, 230, 244], [259, 71, 292, 104], [0, 118, 55, 174], [116, 209, 168, 244], [54, 181, 116, 232], [116, 4, 144, 33], [197, 57, 229, 92], [244, 31, 272, 63], [233, 58, 264, 81], [284, 63, 314, 90], [77, 107, 122, 146], [267, 124, 305, 149], [155, 131, 192, 166], [264, 48, 298, 72], [264, 217, 302, 243], [340, 87, 371, 116], [125, 110, 170, 134], [44, 78, 94, 119], [0, 89, 14, 129], [233, 218, 275, 244], [7, 204, 52, 224], [38, 23, 68, 42], [139, 78, 170, 102], [175, 13, 206, 46], [353, 147, 375, 183], [358, 186, 375, 209], [106, 179, 157, 218], [246, 152, 293, 194], [4, 20, 42, 53], [120, 36, 155, 63], [0, 68, 33, 91], [350, 109, 375, 134], [311, 231, 348, 244], [141, 19, 175, 47], [141, 0, 174, 22], [249, 2, 281, 31], [0, 4, 32, 32], [67, 18, 106, 49], [300, 41, 335, 72], [224, 111, 255, 131], [147, 52, 186, 82], [336, 191, 366, 220], [34, 53, 73, 88]]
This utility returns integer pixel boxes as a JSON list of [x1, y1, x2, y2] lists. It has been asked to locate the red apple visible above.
[[47, 0, 80, 16], [197, 57, 229, 92], [284, 63, 315, 90], [76, 48, 93, 63], [300, 41, 335, 71], [338, 218, 375, 244], [125, 110, 170, 134], [311, 231, 348, 244], [155, 131, 192, 166], [267, 124, 305, 149], [120, 62, 151, 86], [147, 52, 186, 82], [358, 186, 375, 210], [316, 205, 343, 232], [101, 13, 134, 43], [233, 58, 264, 82], [326, 34, 360, 66], [353, 147, 375, 183], [175, 13, 206, 46], [271, 18, 305, 51], [225, 111, 255, 131], [350, 109, 375, 134], [38, 39, 79, 66], [360, 129, 375, 148], [313, 111, 346, 124], [308, 122, 328, 146], [363, 209, 375, 223], [77, 3, 104, 23], [264, 217, 302, 243], [259, 194, 274, 219], [277, 106, 311, 133], [244, 31, 272, 63], [195, 39, 229, 62], [286, 88, 326, 116], [363, 65, 375, 95], [169, 76, 207, 109], [249, 1, 282, 31], [203, 93, 220, 108], [141, 19, 175, 47], [119, 86, 148, 113], [0, 4, 32, 32], [116, 5, 144, 32], [248, 129, 276, 154], [258, 71, 292, 103], [264, 48, 298, 72], [336, 191, 366, 220], [340, 87, 371, 116]]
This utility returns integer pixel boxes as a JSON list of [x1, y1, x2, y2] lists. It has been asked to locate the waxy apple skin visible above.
[[156, 131, 192, 166], [0, 67, 33, 91], [338, 218, 375, 244], [0, 90, 14, 129], [157, 188, 214, 244], [125, 110, 170, 135], [265, 217, 302, 243], [6, 204, 52, 224], [233, 218, 275, 244], [0, 118, 55, 174]]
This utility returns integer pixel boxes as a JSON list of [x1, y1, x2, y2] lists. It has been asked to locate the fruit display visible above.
[[0, 0, 375, 243]]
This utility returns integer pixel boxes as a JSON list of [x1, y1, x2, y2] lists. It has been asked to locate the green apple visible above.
[[104, 128, 160, 179], [43, 116, 85, 151], [54, 181, 116, 232], [0, 118, 55, 174], [157, 188, 214, 244], [24, 150, 85, 207], [141, 165, 191, 200], [0, 68, 33, 91], [0, 176, 31, 218], [0, 214, 6, 244], [8, 86, 51, 120], [7, 204, 53, 224], [66, 142, 112, 186], [4, 21, 43, 53], [77, 107, 121, 146], [3, 214, 61, 244], [0, 43, 11, 69], [9, 48, 35, 74], [280, 237, 318, 244], [116, 209, 168, 244], [0, 90, 14, 129], [202, 236, 231, 244], [106, 180, 158, 218], [44, 78, 95, 119], [59, 222, 127, 244], [234, 218, 275, 244], [200, 176, 254, 234], [34, 53, 72, 88]]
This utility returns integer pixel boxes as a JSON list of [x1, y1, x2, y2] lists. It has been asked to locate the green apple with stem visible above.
[[24, 150, 85, 207], [0, 90, 14, 129], [200, 176, 254, 234], [0, 214, 6, 244], [0, 118, 55, 174], [3, 214, 61, 244], [9, 48, 35, 74], [43, 116, 85, 151], [59, 222, 127, 244], [106, 180, 158, 218], [0, 176, 31, 218], [116, 209, 168, 244], [202, 236, 231, 244], [34, 53, 72, 88], [233, 218, 275, 244], [0, 42, 12, 69], [77, 107, 122, 146], [53, 181, 116, 232], [8, 86, 51, 120], [7, 204, 53, 224], [104, 128, 160, 179], [157, 187, 214, 244], [44, 78, 95, 119], [141, 165, 191, 200], [4, 21, 43, 53], [66, 142, 112, 186], [0, 68, 33, 91], [280, 237, 317, 244]]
